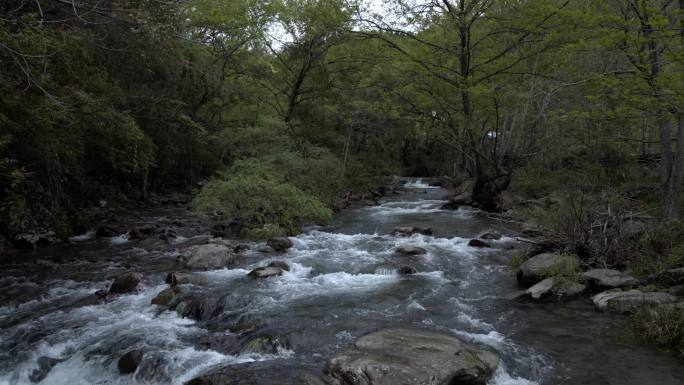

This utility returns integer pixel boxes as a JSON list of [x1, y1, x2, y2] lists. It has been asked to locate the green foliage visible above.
[[629, 221, 684, 279], [540, 253, 581, 281], [193, 174, 332, 238], [508, 249, 530, 271]]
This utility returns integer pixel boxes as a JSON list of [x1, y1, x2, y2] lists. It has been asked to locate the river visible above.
[[0, 181, 682, 385]]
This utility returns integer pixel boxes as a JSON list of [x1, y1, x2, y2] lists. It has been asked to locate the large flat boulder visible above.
[[592, 290, 678, 314], [582, 269, 639, 289], [517, 253, 578, 287], [325, 328, 498, 385], [517, 277, 587, 303], [183, 244, 235, 270]]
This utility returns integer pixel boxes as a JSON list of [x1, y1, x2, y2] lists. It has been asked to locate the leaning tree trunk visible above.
[[471, 153, 511, 212]]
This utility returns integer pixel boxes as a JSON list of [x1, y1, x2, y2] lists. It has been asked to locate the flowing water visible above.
[[1, 182, 682, 385]]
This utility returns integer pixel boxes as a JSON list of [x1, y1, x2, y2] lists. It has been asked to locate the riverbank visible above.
[[440, 177, 684, 359]]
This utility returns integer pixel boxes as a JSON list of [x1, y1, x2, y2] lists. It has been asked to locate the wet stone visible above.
[[118, 349, 144, 374], [108, 272, 142, 294], [394, 246, 427, 256]]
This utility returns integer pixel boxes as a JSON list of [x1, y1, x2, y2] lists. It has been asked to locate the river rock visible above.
[[655, 267, 684, 286], [516, 253, 578, 287], [265, 237, 292, 252], [394, 246, 427, 256], [391, 226, 433, 237], [239, 335, 289, 355], [118, 349, 144, 374], [183, 244, 235, 270], [468, 239, 491, 248], [592, 290, 678, 314], [175, 297, 218, 320], [151, 287, 180, 307], [517, 278, 586, 303], [397, 265, 417, 275], [109, 272, 142, 294], [268, 260, 290, 271], [582, 269, 639, 289], [480, 232, 502, 240], [325, 328, 498, 385], [185, 365, 325, 385], [165, 272, 207, 286], [248, 266, 284, 279]]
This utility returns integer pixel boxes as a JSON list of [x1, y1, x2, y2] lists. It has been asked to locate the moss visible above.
[[508, 249, 530, 270]]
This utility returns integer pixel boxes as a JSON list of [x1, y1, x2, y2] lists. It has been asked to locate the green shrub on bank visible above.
[[629, 306, 684, 356], [193, 174, 332, 238]]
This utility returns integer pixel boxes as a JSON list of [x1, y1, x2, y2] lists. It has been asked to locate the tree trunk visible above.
[[659, 1, 684, 221]]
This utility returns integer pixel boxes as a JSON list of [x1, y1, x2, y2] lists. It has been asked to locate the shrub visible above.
[[193, 174, 332, 237], [629, 306, 684, 356]]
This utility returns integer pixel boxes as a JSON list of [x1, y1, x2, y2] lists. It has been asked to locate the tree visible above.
[[362, 0, 572, 211]]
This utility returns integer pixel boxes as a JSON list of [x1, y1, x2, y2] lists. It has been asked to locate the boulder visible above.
[[468, 239, 491, 248], [582, 269, 639, 289], [165, 272, 207, 286], [325, 328, 498, 385], [151, 287, 179, 307], [394, 246, 427, 256], [517, 278, 586, 303], [267, 260, 290, 271], [516, 253, 578, 287], [185, 366, 325, 385], [109, 272, 142, 294], [480, 232, 502, 240], [592, 290, 678, 314], [118, 350, 144, 374], [175, 297, 219, 320], [183, 244, 235, 270], [239, 335, 289, 355], [248, 267, 284, 279], [391, 227, 433, 237], [233, 244, 250, 253], [396, 265, 417, 275], [267, 237, 294, 252], [656, 267, 684, 286]]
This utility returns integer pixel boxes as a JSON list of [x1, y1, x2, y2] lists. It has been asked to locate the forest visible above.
[[1, 1, 684, 384]]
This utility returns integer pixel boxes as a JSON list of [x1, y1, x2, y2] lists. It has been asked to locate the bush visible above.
[[193, 174, 332, 238], [629, 306, 684, 356]]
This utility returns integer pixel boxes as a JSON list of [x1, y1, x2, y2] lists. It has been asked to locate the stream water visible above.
[[0, 181, 682, 385]]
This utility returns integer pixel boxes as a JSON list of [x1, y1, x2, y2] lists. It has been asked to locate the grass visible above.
[[629, 306, 684, 356]]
